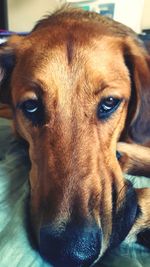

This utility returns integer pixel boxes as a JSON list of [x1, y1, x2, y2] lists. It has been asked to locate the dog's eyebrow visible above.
[[94, 81, 109, 95], [23, 79, 45, 96]]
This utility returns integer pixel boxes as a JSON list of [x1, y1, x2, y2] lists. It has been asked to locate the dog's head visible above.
[[0, 7, 150, 267]]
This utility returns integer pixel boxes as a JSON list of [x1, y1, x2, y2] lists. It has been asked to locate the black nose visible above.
[[39, 222, 101, 267]]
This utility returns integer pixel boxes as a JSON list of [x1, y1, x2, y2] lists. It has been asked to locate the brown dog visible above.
[[0, 6, 150, 267]]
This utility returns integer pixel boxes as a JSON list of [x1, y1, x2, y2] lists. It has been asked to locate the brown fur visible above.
[[0, 6, 150, 266]]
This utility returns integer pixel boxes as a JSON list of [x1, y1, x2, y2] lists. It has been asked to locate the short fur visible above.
[[0, 6, 150, 267]]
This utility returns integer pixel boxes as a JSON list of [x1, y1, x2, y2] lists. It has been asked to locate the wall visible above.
[[114, 0, 144, 33], [141, 0, 150, 30], [7, 0, 66, 32]]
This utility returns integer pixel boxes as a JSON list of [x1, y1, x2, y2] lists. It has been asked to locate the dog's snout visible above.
[[39, 222, 101, 267]]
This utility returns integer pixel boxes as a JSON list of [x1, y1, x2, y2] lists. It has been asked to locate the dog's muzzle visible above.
[[39, 181, 138, 267], [40, 222, 101, 267]]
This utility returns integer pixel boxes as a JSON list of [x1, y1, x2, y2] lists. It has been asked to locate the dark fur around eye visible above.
[[18, 99, 46, 126]]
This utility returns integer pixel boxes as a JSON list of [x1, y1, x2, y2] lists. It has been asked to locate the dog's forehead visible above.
[[18, 14, 125, 65], [16, 30, 125, 78], [12, 18, 130, 103]]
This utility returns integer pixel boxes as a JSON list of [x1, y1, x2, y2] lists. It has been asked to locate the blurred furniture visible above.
[[0, 0, 8, 30], [140, 30, 150, 54]]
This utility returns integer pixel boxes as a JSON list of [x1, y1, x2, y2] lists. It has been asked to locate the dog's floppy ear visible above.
[[0, 47, 15, 104], [0, 35, 22, 104], [123, 37, 150, 144]]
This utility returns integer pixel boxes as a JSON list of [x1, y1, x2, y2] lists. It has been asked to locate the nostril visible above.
[[39, 223, 101, 267]]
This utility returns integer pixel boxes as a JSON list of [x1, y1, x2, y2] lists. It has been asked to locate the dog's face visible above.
[[0, 8, 150, 267]]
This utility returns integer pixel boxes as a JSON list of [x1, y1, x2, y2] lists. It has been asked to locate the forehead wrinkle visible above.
[[66, 33, 74, 65]]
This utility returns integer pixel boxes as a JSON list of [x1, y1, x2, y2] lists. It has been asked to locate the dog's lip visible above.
[[109, 180, 139, 249]]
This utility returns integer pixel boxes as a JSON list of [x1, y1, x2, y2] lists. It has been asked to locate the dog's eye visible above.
[[18, 99, 45, 126], [22, 99, 39, 113], [97, 97, 122, 120]]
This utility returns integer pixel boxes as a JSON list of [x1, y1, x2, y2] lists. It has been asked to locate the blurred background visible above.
[[0, 0, 149, 33]]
